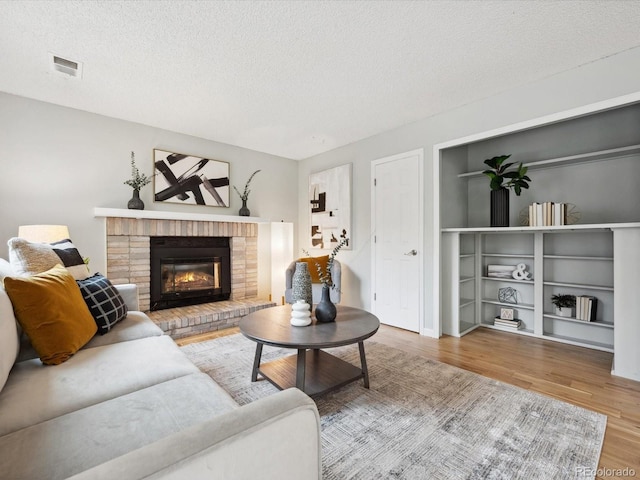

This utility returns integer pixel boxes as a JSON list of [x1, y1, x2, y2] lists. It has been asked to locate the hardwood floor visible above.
[[177, 325, 640, 479]]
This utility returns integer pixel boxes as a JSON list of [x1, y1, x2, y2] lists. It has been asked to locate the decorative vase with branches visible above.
[[233, 169, 261, 216], [124, 151, 151, 210], [303, 237, 348, 323]]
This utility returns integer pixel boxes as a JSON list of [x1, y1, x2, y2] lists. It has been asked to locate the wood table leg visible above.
[[251, 343, 263, 382], [358, 341, 370, 388], [296, 348, 307, 391]]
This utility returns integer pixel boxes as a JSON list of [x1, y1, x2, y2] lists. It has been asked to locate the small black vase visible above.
[[315, 285, 337, 323], [490, 188, 509, 227], [239, 198, 250, 216], [128, 189, 144, 210]]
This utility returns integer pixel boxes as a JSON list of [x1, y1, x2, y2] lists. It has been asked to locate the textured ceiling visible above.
[[1, 1, 639, 160]]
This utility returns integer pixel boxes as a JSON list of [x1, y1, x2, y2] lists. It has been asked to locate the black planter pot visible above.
[[314, 285, 337, 323], [128, 189, 144, 210], [239, 199, 250, 216], [490, 188, 509, 227]]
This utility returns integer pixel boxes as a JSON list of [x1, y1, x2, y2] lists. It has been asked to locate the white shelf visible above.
[[460, 298, 475, 308], [460, 254, 476, 259], [482, 299, 534, 310], [543, 314, 614, 329], [442, 222, 640, 233], [460, 321, 480, 335], [480, 324, 535, 336], [544, 255, 613, 261], [543, 281, 614, 292], [93, 207, 269, 223], [541, 333, 613, 353], [482, 276, 534, 285], [483, 253, 534, 258], [459, 276, 475, 284], [457, 144, 640, 178]]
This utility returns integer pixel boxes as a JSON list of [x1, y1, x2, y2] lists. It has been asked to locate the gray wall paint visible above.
[[0, 93, 298, 298], [300, 46, 640, 333]]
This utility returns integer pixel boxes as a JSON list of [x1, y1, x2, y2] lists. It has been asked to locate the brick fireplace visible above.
[[102, 214, 259, 312]]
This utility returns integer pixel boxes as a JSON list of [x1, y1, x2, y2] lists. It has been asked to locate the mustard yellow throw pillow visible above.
[[298, 255, 330, 284], [3, 264, 97, 365]]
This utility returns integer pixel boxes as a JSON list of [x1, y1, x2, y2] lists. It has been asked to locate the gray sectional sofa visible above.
[[0, 282, 321, 479]]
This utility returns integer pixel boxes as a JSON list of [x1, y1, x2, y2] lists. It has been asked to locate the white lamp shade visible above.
[[18, 225, 70, 243]]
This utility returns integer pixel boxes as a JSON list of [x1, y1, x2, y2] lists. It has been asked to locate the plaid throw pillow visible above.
[[76, 274, 128, 334]]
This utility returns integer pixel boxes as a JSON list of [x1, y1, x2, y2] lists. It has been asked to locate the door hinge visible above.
[[374, 293, 376, 301], [374, 178, 376, 186], [374, 235, 376, 243]]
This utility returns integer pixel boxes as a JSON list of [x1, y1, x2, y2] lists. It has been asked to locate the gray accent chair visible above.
[[284, 259, 341, 304]]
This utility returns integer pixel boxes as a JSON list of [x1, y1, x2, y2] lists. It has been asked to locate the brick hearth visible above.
[[147, 298, 275, 339]]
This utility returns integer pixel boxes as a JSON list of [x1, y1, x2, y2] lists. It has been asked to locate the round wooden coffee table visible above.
[[239, 305, 380, 397]]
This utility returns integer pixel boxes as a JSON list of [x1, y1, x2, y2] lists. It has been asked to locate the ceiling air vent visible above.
[[49, 53, 83, 78]]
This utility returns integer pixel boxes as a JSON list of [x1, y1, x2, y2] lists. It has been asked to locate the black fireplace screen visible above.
[[161, 258, 220, 294], [150, 236, 231, 311]]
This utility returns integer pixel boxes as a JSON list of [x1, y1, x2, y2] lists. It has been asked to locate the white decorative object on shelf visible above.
[[512, 263, 532, 280], [290, 300, 312, 326]]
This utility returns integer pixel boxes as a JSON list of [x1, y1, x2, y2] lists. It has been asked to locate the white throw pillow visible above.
[[7, 238, 60, 277], [0, 258, 14, 280], [7, 237, 90, 280], [0, 285, 20, 391]]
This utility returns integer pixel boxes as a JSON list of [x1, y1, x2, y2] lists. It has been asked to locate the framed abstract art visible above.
[[153, 149, 230, 207], [309, 163, 351, 250]]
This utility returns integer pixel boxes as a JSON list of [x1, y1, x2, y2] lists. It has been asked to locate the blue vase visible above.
[[315, 285, 336, 323]]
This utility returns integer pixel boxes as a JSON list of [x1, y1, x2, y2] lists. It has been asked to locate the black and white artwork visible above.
[[309, 163, 351, 250], [153, 149, 230, 207]]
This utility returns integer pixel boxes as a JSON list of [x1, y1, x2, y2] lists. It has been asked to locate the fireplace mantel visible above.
[[95, 209, 260, 312], [94, 207, 268, 224]]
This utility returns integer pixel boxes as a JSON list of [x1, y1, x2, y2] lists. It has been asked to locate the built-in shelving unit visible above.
[[438, 100, 640, 380], [442, 227, 626, 352]]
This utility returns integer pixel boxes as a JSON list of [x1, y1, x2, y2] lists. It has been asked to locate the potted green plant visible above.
[[482, 155, 531, 227], [551, 294, 575, 317]]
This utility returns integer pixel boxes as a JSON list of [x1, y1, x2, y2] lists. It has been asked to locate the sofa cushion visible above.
[[0, 335, 199, 437], [0, 372, 237, 480], [84, 311, 163, 348], [3, 264, 97, 365], [7, 237, 61, 276], [76, 273, 128, 334], [16, 311, 165, 363], [0, 287, 19, 392], [50, 238, 91, 280]]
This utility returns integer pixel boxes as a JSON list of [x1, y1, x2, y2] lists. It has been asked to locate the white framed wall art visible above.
[[308, 163, 351, 250]]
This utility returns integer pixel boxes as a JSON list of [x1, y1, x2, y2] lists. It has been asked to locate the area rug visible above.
[[181, 334, 606, 480]]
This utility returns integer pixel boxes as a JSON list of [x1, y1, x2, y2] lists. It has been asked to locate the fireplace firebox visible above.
[[150, 236, 231, 310]]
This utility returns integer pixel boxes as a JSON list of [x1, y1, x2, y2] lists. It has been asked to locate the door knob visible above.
[[404, 249, 417, 256]]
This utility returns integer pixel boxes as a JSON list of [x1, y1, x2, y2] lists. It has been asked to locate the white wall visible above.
[[299, 46, 640, 333], [0, 93, 299, 298]]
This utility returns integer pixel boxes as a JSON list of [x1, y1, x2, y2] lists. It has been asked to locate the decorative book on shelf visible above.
[[575, 296, 597, 322], [520, 202, 581, 226], [494, 317, 522, 330]]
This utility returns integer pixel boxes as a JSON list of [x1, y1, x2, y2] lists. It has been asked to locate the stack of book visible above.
[[528, 202, 568, 226], [575, 295, 597, 321], [493, 316, 522, 330]]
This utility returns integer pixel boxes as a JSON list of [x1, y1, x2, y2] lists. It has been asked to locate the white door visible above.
[[371, 149, 423, 332]]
